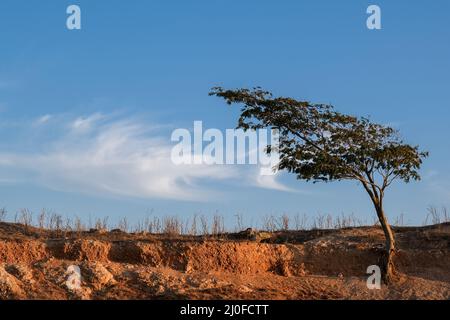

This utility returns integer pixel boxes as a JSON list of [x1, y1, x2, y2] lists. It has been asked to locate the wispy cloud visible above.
[[33, 114, 53, 126], [0, 113, 294, 201], [71, 113, 106, 133], [253, 174, 296, 192]]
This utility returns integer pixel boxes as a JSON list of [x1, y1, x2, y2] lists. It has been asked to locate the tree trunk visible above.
[[375, 204, 396, 283]]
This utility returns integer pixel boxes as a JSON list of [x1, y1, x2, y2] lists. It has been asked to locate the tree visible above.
[[210, 87, 428, 283]]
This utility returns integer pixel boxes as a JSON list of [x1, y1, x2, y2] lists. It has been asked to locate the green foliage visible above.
[[210, 87, 428, 201]]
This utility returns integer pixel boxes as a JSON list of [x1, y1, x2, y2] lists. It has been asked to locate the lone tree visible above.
[[210, 87, 428, 283]]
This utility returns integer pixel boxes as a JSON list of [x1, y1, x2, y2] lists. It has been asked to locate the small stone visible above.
[[6, 264, 34, 284], [81, 262, 116, 290], [0, 264, 25, 299]]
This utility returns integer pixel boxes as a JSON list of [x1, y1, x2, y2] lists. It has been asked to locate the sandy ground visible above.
[[0, 222, 448, 300]]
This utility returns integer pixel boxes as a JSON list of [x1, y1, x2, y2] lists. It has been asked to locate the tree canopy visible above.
[[210, 87, 428, 204]]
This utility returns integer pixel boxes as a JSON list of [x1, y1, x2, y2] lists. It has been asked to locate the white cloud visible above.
[[34, 114, 53, 125], [0, 114, 294, 201], [253, 174, 294, 192], [71, 113, 105, 133]]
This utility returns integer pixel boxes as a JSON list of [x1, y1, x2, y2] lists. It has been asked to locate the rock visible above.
[[5, 264, 34, 284], [88, 228, 108, 234], [237, 285, 253, 293], [80, 262, 116, 290], [236, 228, 273, 242], [255, 231, 272, 242], [0, 264, 25, 299], [238, 228, 258, 240]]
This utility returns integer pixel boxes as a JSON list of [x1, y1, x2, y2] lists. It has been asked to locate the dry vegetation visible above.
[[2, 206, 448, 238]]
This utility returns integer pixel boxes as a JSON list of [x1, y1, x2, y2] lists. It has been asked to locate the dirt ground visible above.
[[0, 222, 448, 300]]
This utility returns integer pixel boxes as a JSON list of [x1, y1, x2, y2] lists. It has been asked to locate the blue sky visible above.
[[0, 0, 449, 227]]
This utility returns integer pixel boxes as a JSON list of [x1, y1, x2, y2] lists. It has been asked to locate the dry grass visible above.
[[0, 206, 447, 236], [212, 214, 225, 236], [0, 207, 7, 222], [424, 206, 450, 225], [117, 217, 129, 232]]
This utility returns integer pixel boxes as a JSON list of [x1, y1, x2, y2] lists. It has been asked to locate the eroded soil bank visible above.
[[0, 222, 449, 299]]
